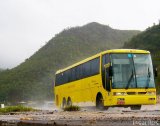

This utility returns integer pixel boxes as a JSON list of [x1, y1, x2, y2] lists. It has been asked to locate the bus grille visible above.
[[127, 92, 136, 95], [138, 92, 147, 95]]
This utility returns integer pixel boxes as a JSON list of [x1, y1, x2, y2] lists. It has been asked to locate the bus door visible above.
[[102, 54, 111, 92], [104, 64, 111, 92]]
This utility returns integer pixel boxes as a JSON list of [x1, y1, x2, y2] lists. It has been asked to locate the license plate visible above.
[[117, 100, 125, 105]]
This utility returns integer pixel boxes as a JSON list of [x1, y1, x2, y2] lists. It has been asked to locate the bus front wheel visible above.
[[130, 105, 141, 110], [96, 93, 105, 110], [62, 98, 66, 109]]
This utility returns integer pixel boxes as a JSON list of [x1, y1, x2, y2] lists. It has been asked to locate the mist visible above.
[[0, 0, 160, 68]]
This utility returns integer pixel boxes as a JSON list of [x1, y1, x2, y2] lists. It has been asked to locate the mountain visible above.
[[123, 24, 160, 67], [0, 22, 140, 103], [124, 24, 160, 53], [124, 24, 160, 86]]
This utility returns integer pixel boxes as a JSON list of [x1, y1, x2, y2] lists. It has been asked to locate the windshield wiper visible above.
[[125, 70, 134, 89], [145, 67, 151, 89]]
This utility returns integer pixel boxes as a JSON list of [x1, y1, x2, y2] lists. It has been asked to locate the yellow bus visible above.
[[54, 49, 156, 110]]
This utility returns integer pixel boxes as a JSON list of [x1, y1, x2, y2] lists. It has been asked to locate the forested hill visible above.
[[0, 68, 4, 72], [124, 24, 160, 53], [0, 22, 140, 103], [123, 24, 160, 67]]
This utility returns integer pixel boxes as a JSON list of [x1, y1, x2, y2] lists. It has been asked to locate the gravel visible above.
[[0, 104, 160, 126]]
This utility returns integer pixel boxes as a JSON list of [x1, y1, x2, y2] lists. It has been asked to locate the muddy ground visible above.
[[0, 103, 160, 126], [0, 96, 160, 126]]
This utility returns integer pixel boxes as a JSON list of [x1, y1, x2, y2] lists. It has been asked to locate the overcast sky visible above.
[[0, 0, 160, 69]]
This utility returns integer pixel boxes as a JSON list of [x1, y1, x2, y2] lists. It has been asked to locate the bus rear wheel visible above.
[[130, 105, 141, 110], [62, 98, 66, 109], [67, 97, 72, 106]]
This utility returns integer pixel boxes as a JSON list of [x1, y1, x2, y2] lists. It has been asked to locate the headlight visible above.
[[147, 91, 156, 95], [113, 92, 126, 96]]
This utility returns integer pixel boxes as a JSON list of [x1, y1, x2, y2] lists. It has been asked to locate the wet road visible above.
[[0, 104, 160, 126]]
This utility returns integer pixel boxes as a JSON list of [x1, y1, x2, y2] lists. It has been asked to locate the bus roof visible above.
[[101, 49, 150, 55], [55, 49, 150, 74]]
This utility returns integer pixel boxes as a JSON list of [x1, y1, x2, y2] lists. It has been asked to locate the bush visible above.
[[63, 105, 80, 111], [0, 105, 34, 114]]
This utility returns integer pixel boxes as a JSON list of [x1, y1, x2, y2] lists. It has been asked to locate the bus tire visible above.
[[62, 98, 66, 109], [96, 93, 105, 110], [130, 105, 141, 110], [67, 97, 72, 106]]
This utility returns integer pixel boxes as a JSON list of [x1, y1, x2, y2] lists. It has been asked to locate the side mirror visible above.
[[154, 67, 158, 77], [104, 63, 113, 77]]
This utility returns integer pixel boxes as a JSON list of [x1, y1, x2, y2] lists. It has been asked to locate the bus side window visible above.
[[82, 61, 91, 78], [71, 68, 76, 81], [75, 65, 83, 80], [91, 58, 99, 75], [55, 74, 61, 86]]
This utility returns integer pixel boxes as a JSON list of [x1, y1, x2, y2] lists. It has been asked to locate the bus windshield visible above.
[[111, 53, 155, 89]]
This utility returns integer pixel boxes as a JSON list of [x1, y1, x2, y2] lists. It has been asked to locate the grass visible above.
[[0, 105, 35, 114], [63, 105, 80, 111]]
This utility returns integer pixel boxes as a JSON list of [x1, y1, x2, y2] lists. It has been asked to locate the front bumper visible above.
[[104, 95, 156, 106]]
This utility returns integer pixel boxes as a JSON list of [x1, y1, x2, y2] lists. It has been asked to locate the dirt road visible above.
[[0, 104, 160, 126]]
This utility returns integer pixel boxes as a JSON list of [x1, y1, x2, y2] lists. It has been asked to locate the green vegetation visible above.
[[0, 68, 5, 73], [0, 22, 139, 103], [124, 24, 160, 93], [0, 105, 34, 114], [63, 105, 80, 111], [124, 24, 160, 53]]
